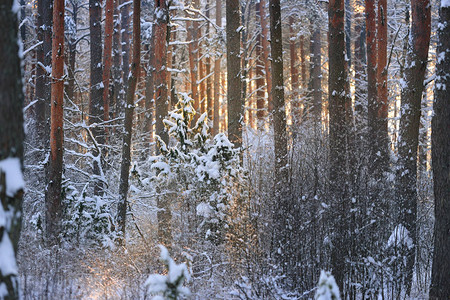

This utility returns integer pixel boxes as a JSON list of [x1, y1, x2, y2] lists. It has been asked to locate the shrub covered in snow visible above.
[[315, 270, 341, 300], [145, 245, 191, 300], [150, 93, 242, 244], [61, 181, 116, 247]]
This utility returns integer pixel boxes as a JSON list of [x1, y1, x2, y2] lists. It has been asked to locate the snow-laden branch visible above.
[[23, 41, 43, 57]]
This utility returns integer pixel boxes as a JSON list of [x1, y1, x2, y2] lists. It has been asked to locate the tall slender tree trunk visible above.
[[226, 0, 243, 148], [370, 0, 390, 243], [120, 0, 131, 111], [310, 25, 322, 123], [45, 0, 64, 247], [35, 0, 52, 142], [153, 0, 172, 248], [0, 0, 25, 297], [102, 0, 114, 126], [199, 43, 206, 114], [328, 0, 352, 291], [112, 0, 122, 119], [89, 0, 104, 195], [144, 39, 155, 149], [354, 4, 366, 115], [213, 0, 221, 135], [188, 0, 199, 118], [66, 1, 77, 102], [269, 0, 290, 280], [255, 1, 265, 128], [289, 16, 300, 125], [117, 0, 140, 243], [299, 35, 306, 88], [396, 0, 431, 294], [205, 0, 213, 123], [260, 0, 272, 114], [429, 2, 450, 298]]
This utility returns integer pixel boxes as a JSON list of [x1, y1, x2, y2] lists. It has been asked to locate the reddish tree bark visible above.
[[45, 0, 64, 246], [187, 0, 199, 118], [226, 0, 243, 148], [205, 0, 213, 123], [259, 0, 272, 114], [212, 0, 221, 135], [289, 16, 300, 124], [153, 0, 172, 248], [377, 0, 388, 117], [299, 35, 306, 88], [255, 1, 265, 128], [102, 0, 114, 124], [310, 25, 322, 123], [117, 0, 140, 242], [328, 0, 352, 291]]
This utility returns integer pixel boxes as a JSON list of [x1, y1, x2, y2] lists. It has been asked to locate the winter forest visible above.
[[0, 0, 449, 298]]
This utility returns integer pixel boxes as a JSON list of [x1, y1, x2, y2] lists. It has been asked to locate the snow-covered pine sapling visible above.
[[61, 180, 116, 247], [150, 92, 242, 244], [145, 245, 191, 300], [315, 270, 341, 300]]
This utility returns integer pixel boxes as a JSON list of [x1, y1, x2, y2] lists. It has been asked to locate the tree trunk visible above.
[[328, 0, 352, 291], [226, 0, 243, 149], [111, 0, 122, 119], [205, 0, 213, 123], [289, 16, 300, 125], [187, 0, 199, 118], [144, 39, 155, 150], [0, 0, 25, 297], [354, 4, 366, 115], [45, 0, 64, 247], [120, 0, 131, 112], [429, 3, 450, 298], [66, 1, 77, 102], [396, 0, 431, 294], [117, 0, 140, 243], [212, 0, 222, 135], [102, 0, 114, 126], [153, 0, 172, 248], [35, 0, 52, 143], [310, 26, 322, 123], [269, 0, 290, 279], [255, 1, 265, 128], [259, 0, 272, 114], [89, 0, 104, 195]]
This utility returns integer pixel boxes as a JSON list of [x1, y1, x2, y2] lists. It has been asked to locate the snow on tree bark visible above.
[[429, 2, 450, 298], [102, 0, 115, 127], [45, 0, 64, 247], [212, 0, 222, 136], [89, 0, 104, 195], [117, 0, 141, 244], [152, 0, 172, 249], [396, 0, 431, 294], [269, 0, 291, 284], [0, 0, 25, 297], [226, 0, 243, 149], [328, 0, 352, 291]]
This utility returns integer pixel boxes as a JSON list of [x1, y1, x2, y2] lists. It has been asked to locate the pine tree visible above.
[[429, 1, 450, 298], [45, 0, 65, 246], [0, 0, 25, 297]]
